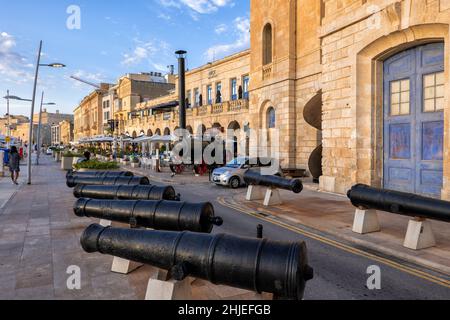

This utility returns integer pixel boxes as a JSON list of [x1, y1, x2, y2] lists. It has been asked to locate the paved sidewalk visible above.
[[221, 188, 450, 275], [0, 156, 271, 300], [0, 163, 26, 210]]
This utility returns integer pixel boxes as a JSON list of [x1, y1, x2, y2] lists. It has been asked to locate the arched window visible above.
[[263, 24, 273, 65], [267, 107, 276, 129]]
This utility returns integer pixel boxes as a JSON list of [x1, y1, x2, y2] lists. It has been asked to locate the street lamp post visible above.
[[6, 90, 10, 148], [175, 50, 187, 131], [26, 40, 65, 184], [35, 91, 55, 165]]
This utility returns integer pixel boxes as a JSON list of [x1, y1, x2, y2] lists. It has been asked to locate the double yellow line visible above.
[[217, 197, 450, 288]]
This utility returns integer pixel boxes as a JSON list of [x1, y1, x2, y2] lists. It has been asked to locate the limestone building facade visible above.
[[77, 0, 450, 199]]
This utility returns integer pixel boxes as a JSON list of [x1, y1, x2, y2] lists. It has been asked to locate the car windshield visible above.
[[225, 158, 247, 168]]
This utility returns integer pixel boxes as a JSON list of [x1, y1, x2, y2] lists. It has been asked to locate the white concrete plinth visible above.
[[403, 218, 436, 250], [246, 185, 266, 201], [263, 188, 282, 206], [99, 219, 112, 227], [352, 209, 381, 234], [145, 277, 192, 300], [0, 151, 4, 177], [111, 257, 143, 274]]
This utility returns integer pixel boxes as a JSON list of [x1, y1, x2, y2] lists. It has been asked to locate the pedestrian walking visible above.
[[8, 146, 20, 185]]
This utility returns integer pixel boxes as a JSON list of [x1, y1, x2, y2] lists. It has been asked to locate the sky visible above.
[[0, 0, 250, 116]]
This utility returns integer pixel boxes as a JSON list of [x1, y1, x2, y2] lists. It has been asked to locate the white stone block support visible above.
[[145, 277, 193, 300], [246, 185, 266, 201], [263, 188, 282, 206], [403, 218, 436, 250], [99, 219, 112, 227], [352, 209, 381, 234], [111, 257, 143, 274], [0, 151, 4, 177]]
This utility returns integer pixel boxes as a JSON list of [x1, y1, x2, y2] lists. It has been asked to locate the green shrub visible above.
[[74, 159, 119, 170], [62, 151, 84, 157]]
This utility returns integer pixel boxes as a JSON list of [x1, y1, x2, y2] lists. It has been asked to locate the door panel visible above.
[[384, 43, 444, 197]]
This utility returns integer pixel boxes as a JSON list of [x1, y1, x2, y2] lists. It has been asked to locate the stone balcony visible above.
[[123, 99, 249, 129]]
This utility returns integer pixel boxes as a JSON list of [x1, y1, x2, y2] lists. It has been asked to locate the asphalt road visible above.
[[174, 181, 450, 300]]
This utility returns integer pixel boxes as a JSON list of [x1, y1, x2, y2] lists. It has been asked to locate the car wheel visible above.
[[229, 177, 240, 189]]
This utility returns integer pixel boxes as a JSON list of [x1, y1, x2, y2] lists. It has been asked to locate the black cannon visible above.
[[66, 175, 150, 188], [81, 224, 314, 300], [244, 169, 303, 194], [66, 170, 133, 179], [73, 184, 180, 201], [347, 184, 450, 223], [74, 198, 223, 233]]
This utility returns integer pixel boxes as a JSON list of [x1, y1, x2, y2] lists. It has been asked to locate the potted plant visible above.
[[74, 159, 120, 171], [61, 151, 84, 171], [130, 156, 140, 168]]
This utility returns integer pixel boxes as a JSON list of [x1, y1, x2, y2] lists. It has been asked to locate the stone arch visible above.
[[132, 131, 137, 139], [164, 127, 171, 136], [186, 125, 193, 135], [155, 128, 161, 136], [147, 129, 153, 137], [354, 23, 449, 196]]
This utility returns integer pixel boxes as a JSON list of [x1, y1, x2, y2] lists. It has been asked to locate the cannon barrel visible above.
[[73, 184, 179, 201], [74, 199, 223, 233], [66, 175, 150, 188], [66, 170, 133, 179], [244, 170, 303, 194], [347, 184, 450, 223], [81, 224, 314, 299]]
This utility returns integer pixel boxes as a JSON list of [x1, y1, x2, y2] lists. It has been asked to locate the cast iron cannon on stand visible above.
[[66, 175, 150, 188], [74, 198, 223, 233], [73, 184, 180, 201], [81, 224, 314, 300], [347, 184, 450, 249], [244, 169, 303, 206]]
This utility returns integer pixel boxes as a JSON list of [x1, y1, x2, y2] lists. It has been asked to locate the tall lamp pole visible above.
[[35, 91, 55, 165], [6, 90, 10, 148], [26, 40, 65, 184], [175, 50, 187, 131]]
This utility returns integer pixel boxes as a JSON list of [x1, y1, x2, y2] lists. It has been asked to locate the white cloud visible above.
[[0, 32, 34, 84], [121, 38, 172, 71], [215, 24, 228, 34], [204, 16, 250, 61], [159, 0, 234, 14]]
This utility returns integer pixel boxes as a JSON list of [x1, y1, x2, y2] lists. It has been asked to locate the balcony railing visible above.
[[122, 99, 250, 128]]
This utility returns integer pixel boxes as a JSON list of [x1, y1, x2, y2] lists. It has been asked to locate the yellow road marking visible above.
[[217, 197, 450, 288]]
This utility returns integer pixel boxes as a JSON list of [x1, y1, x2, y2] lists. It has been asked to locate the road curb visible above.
[[220, 195, 450, 277]]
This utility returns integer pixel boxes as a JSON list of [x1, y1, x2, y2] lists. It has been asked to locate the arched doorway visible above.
[[155, 128, 161, 136], [228, 121, 241, 159], [164, 127, 171, 136], [147, 129, 153, 137], [186, 125, 193, 135], [383, 42, 444, 197]]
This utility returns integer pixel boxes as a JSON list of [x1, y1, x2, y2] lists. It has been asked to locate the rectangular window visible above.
[[207, 85, 213, 105], [231, 78, 237, 101], [194, 88, 200, 107], [216, 82, 222, 103], [186, 90, 191, 108], [243, 75, 250, 99], [424, 72, 444, 112], [390, 79, 410, 116]]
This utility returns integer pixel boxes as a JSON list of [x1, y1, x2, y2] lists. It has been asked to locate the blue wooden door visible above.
[[384, 43, 444, 197]]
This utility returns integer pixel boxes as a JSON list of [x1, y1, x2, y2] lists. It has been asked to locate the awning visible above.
[[133, 135, 153, 143], [149, 100, 179, 111]]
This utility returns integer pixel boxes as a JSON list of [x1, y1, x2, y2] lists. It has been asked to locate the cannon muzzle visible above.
[[244, 170, 303, 194], [81, 224, 314, 300], [73, 184, 178, 201], [74, 198, 221, 233], [347, 184, 450, 222], [66, 175, 150, 188]]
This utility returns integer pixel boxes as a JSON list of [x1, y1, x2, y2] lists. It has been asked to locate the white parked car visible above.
[[212, 157, 283, 189]]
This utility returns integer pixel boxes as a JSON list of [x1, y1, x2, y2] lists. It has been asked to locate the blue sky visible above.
[[0, 0, 250, 115]]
